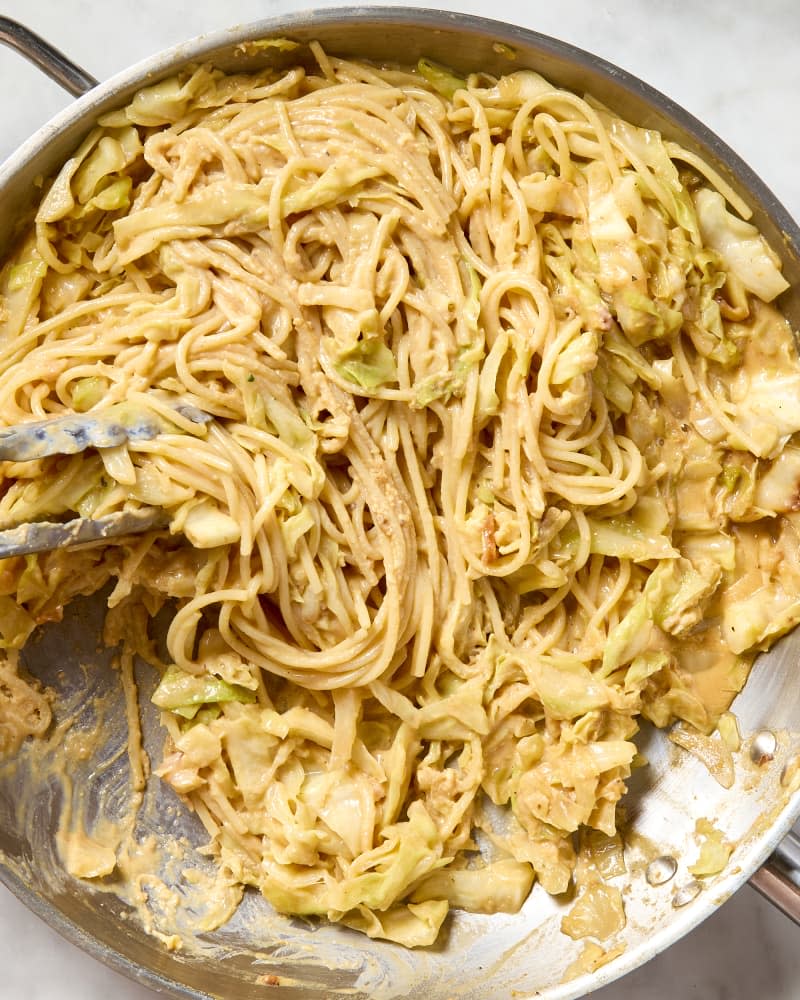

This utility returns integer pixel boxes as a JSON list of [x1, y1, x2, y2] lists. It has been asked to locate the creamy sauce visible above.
[[2, 48, 800, 999], [0, 651, 51, 753]]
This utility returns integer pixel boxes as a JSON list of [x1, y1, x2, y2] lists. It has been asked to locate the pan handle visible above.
[[0, 16, 97, 97], [749, 829, 800, 926]]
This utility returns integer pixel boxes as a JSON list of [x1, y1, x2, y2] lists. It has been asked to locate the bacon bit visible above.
[[481, 514, 498, 565]]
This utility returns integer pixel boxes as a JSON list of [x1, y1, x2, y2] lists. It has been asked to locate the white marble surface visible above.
[[1, 1, 799, 997]]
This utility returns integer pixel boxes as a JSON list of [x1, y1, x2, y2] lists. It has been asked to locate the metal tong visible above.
[[0, 400, 211, 558]]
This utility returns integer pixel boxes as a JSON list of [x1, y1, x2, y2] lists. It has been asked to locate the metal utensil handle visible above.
[[750, 828, 800, 925], [0, 508, 170, 558], [0, 16, 97, 96]]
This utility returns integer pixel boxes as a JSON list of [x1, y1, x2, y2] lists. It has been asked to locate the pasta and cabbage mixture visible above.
[[2, 43, 800, 946]]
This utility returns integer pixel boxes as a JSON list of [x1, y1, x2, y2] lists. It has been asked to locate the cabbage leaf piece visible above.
[[0, 597, 37, 650], [282, 163, 382, 215], [602, 557, 722, 675], [588, 516, 677, 562], [561, 882, 626, 942], [417, 58, 467, 99], [0, 237, 47, 345], [334, 338, 397, 389], [341, 900, 448, 947], [530, 658, 611, 720], [152, 665, 256, 719], [694, 188, 789, 302], [688, 818, 733, 877], [410, 858, 534, 913], [514, 741, 636, 834], [259, 800, 448, 917]]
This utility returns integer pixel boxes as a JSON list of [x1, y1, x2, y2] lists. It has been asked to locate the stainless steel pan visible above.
[[1, 9, 800, 999]]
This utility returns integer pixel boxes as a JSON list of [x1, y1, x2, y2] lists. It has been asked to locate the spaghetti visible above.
[[1, 44, 800, 946]]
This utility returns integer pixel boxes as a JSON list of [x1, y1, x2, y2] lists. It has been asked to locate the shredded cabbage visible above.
[[2, 47, 799, 955], [152, 665, 256, 719], [694, 189, 790, 302]]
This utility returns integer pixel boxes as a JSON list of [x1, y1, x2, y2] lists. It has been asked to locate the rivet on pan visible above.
[[750, 730, 777, 765], [645, 856, 678, 886], [672, 880, 702, 908]]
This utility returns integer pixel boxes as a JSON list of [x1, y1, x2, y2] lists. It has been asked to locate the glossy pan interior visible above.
[[1, 9, 799, 1000]]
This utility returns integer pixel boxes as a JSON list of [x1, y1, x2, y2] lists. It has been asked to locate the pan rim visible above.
[[1, 8, 799, 999]]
